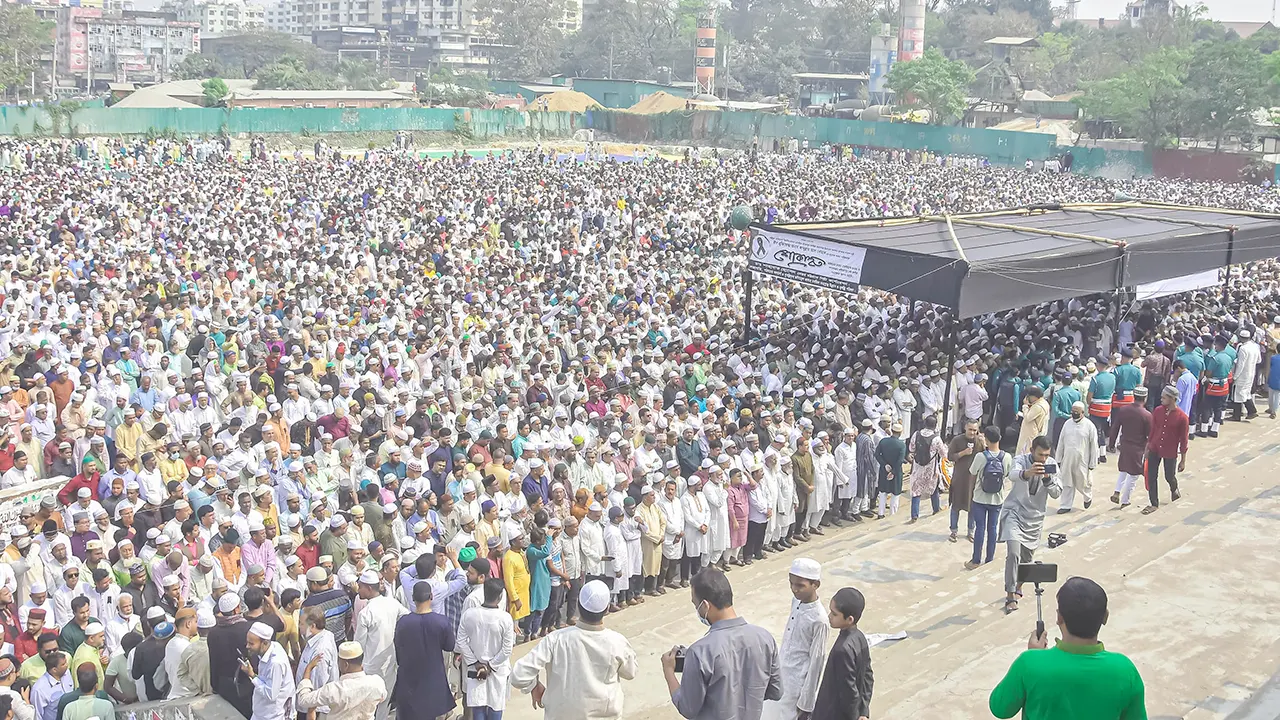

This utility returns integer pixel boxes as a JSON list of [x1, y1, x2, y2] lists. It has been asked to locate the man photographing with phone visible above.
[[990, 576, 1146, 720], [999, 436, 1062, 614]]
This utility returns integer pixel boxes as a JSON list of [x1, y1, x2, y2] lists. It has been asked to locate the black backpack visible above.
[[980, 450, 1006, 494], [912, 432, 935, 466]]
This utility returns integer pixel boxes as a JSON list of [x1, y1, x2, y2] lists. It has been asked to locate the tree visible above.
[[175, 53, 226, 80], [559, 0, 693, 81], [205, 32, 333, 78], [1021, 31, 1076, 95], [722, 41, 809, 99], [476, 0, 573, 79], [1185, 39, 1273, 150], [1076, 46, 1191, 147], [338, 60, 395, 91], [253, 57, 335, 90], [0, 5, 53, 96], [885, 47, 976, 124], [201, 77, 230, 105]]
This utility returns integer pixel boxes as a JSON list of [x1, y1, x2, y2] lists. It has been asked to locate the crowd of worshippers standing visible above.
[[0, 137, 1276, 720]]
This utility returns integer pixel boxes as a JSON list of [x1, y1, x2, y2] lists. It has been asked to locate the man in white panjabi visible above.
[[511, 580, 638, 719], [1232, 328, 1262, 421], [763, 558, 828, 720], [352, 570, 406, 720], [455, 577, 515, 719], [296, 640, 388, 720], [1055, 401, 1097, 511]]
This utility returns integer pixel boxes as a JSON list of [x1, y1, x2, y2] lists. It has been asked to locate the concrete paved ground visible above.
[[500, 416, 1280, 720]]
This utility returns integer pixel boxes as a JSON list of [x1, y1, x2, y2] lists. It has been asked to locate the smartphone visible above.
[[673, 645, 687, 673], [1016, 562, 1058, 585], [1043, 460, 1058, 475]]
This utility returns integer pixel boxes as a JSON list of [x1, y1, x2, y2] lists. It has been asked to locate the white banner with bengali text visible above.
[[748, 228, 868, 294]]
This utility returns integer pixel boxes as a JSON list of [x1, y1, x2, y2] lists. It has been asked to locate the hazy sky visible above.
[[1072, 0, 1274, 22]]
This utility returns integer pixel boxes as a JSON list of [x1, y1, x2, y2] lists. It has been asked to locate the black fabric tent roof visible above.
[[754, 202, 1280, 318]]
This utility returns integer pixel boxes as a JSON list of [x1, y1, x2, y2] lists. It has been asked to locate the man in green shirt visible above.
[[990, 576, 1146, 720], [57, 665, 114, 720]]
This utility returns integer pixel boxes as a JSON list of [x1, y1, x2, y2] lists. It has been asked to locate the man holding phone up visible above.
[[998, 436, 1062, 614]]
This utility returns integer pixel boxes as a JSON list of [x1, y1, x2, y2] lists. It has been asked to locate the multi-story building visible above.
[[263, 0, 293, 33], [1124, 0, 1180, 26], [59, 7, 200, 86], [163, 0, 264, 37], [290, 0, 384, 37]]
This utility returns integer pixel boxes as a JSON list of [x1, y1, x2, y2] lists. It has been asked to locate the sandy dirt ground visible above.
[[491, 415, 1280, 720]]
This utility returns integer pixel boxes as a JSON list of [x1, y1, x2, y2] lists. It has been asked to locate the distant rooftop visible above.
[[985, 36, 1040, 47], [1221, 21, 1275, 38], [793, 72, 869, 81]]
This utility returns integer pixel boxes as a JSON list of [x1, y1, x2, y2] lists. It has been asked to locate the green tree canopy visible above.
[[476, 0, 573, 79], [207, 32, 334, 78], [885, 47, 976, 124], [175, 53, 226, 80], [0, 5, 53, 96], [1076, 46, 1190, 148], [201, 77, 230, 105], [253, 56, 335, 90], [1184, 39, 1274, 149]]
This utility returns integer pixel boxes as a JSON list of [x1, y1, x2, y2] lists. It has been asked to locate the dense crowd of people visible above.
[[0, 135, 1274, 720]]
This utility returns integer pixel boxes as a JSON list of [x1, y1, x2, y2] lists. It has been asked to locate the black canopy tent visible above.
[[742, 201, 1280, 432]]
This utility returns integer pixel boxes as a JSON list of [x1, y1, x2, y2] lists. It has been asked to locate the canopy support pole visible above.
[[1223, 227, 1236, 306], [741, 268, 755, 345], [940, 315, 959, 439]]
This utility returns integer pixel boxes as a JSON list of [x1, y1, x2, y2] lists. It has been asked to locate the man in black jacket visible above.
[[207, 592, 253, 717], [812, 587, 873, 720]]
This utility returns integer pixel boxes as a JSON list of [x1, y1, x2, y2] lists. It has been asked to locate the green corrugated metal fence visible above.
[[0, 103, 1159, 179]]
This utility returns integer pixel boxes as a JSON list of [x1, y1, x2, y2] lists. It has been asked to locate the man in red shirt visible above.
[[56, 458, 102, 505], [1144, 385, 1190, 515], [13, 608, 52, 662]]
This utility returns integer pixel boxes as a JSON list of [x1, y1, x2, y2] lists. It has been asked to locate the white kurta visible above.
[[1055, 417, 1097, 492], [456, 605, 514, 711], [510, 624, 639, 720], [810, 452, 836, 512], [657, 496, 684, 560], [681, 491, 709, 557], [353, 594, 407, 720], [578, 518, 605, 577], [702, 481, 729, 555], [833, 442, 857, 501], [603, 522, 629, 593], [1233, 341, 1262, 403], [763, 597, 829, 720], [772, 465, 795, 530], [621, 517, 642, 577]]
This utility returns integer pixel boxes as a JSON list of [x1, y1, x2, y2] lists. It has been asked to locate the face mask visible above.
[[696, 599, 711, 627], [170, 452, 180, 460]]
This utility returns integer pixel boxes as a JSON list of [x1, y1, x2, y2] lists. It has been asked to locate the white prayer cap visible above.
[[218, 593, 241, 613], [84, 622, 105, 635], [588, 502, 602, 513], [249, 622, 275, 640], [358, 569, 381, 586], [30, 582, 46, 594], [197, 608, 217, 629], [789, 558, 822, 582], [579, 580, 611, 614]]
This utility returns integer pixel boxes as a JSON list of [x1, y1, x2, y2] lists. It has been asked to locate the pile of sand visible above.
[[537, 90, 602, 113], [629, 91, 692, 114]]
